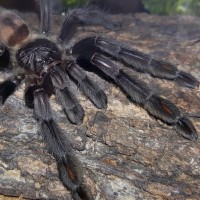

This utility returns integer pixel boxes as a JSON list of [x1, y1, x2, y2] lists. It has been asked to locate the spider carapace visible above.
[[0, 0, 199, 199]]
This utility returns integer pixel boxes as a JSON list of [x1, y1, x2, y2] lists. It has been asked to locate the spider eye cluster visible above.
[[16, 38, 61, 75]]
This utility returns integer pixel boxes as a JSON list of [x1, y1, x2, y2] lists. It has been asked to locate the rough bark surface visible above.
[[0, 10, 200, 200]]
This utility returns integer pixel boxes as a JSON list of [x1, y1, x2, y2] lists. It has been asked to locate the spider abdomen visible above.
[[0, 11, 29, 47], [16, 38, 61, 75]]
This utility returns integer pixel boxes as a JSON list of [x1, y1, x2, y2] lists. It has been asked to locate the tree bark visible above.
[[0, 11, 200, 200]]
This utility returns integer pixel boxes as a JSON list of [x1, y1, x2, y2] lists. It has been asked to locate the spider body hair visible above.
[[0, 0, 199, 199]]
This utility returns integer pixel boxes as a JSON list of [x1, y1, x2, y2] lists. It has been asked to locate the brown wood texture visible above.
[[0, 11, 200, 200]]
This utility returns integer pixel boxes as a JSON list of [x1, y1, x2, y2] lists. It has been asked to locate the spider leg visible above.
[[57, 156, 94, 200], [59, 8, 120, 42], [0, 43, 5, 56], [0, 43, 10, 70], [38, 0, 52, 34], [25, 81, 93, 200], [66, 62, 107, 109], [0, 74, 24, 105], [73, 37, 199, 88], [48, 65, 84, 124], [73, 47, 197, 140]]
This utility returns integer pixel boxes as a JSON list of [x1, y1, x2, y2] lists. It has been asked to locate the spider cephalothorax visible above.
[[17, 38, 62, 74], [0, 0, 199, 200]]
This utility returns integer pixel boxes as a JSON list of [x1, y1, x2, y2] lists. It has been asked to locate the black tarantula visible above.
[[0, 0, 199, 199]]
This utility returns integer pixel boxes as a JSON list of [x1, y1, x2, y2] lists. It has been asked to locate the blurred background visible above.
[[62, 0, 200, 16], [143, 0, 200, 16], [0, 0, 199, 16]]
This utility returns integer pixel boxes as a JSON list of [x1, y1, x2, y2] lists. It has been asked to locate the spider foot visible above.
[[0, 75, 23, 105], [176, 71, 199, 88], [145, 95, 198, 140], [58, 155, 94, 200], [176, 117, 198, 141], [0, 81, 17, 105]]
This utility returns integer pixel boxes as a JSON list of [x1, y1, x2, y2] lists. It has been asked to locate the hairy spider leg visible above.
[[39, 0, 53, 34], [0, 75, 24, 105], [0, 43, 5, 56], [58, 7, 120, 42], [71, 40, 197, 141], [66, 62, 107, 109], [23, 71, 93, 200], [49, 64, 84, 124], [0, 43, 10, 70], [73, 37, 199, 88], [96, 37, 199, 88], [93, 55, 197, 141], [25, 81, 94, 200]]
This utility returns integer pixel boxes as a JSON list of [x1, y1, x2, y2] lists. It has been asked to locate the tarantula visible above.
[[0, 0, 199, 199]]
